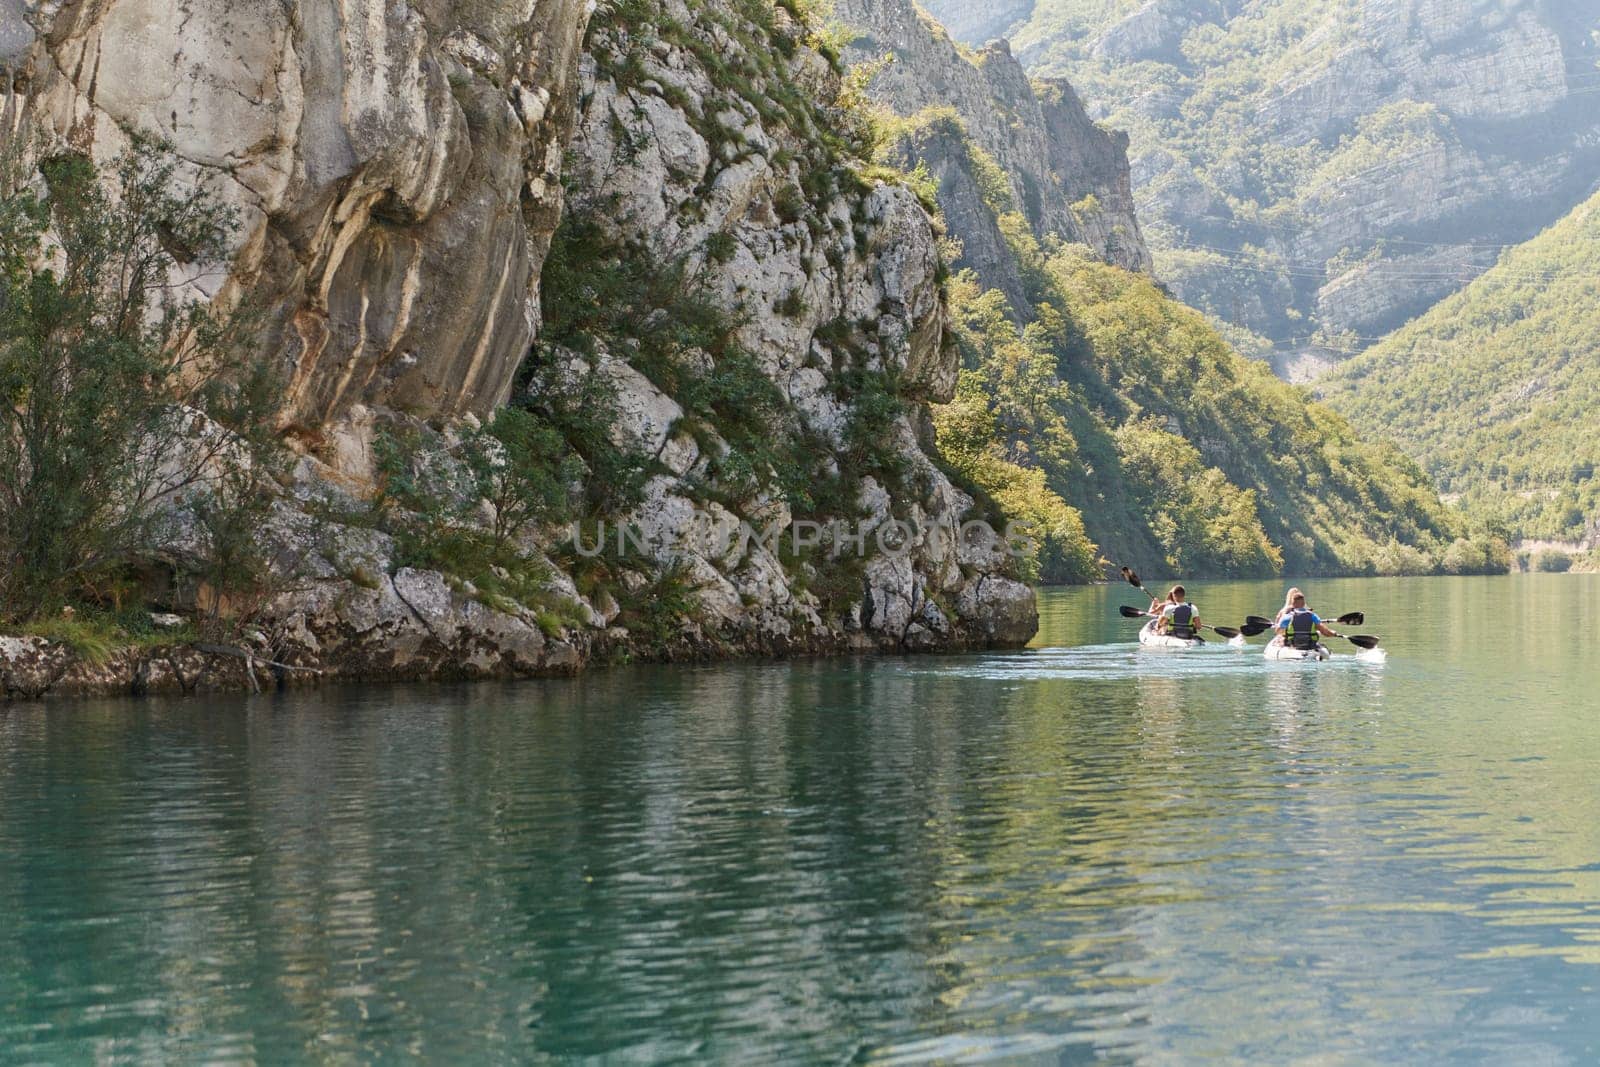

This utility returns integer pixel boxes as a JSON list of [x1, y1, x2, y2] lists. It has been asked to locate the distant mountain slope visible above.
[[920, 0, 1600, 374], [1319, 190, 1600, 544], [838, 0, 1503, 578]]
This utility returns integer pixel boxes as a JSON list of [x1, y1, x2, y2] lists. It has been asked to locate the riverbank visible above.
[[0, 568, 1038, 702]]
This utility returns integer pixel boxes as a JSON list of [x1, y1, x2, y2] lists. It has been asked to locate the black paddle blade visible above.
[[1245, 615, 1274, 628], [1120, 566, 1142, 589], [1347, 634, 1381, 650], [1119, 605, 1147, 619], [1336, 612, 1365, 626], [1239, 622, 1272, 637], [1212, 626, 1241, 639]]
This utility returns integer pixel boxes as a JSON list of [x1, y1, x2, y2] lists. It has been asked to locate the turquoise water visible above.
[[2, 575, 1599, 1062]]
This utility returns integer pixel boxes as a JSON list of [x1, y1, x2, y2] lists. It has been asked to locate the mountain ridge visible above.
[[918, 0, 1600, 376]]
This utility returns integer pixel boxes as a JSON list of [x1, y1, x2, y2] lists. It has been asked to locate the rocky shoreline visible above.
[[0, 574, 1038, 702]]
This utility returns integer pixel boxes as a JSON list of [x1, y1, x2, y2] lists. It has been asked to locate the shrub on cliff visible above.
[[0, 139, 277, 622]]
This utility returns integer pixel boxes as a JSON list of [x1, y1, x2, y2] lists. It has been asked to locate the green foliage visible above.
[[933, 384, 1099, 582], [614, 561, 705, 657], [1114, 419, 1283, 576], [1532, 549, 1573, 574], [0, 137, 281, 622], [369, 421, 579, 622], [1440, 536, 1508, 576], [1321, 189, 1600, 544], [467, 407, 584, 554], [15, 607, 201, 663], [938, 240, 1492, 578]]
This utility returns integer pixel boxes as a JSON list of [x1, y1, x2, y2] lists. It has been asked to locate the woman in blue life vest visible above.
[[1150, 584, 1201, 639], [1274, 591, 1336, 651]]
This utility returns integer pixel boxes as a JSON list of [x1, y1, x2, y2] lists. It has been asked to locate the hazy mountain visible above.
[[919, 0, 1600, 376]]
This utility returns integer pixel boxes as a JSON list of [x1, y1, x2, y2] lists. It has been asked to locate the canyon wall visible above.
[[0, 0, 1038, 698]]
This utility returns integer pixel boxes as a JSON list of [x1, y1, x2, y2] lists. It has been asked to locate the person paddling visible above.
[[1274, 591, 1336, 652], [1272, 587, 1304, 626], [1152, 585, 1201, 639]]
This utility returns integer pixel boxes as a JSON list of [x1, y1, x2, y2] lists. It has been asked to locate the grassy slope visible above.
[[1319, 191, 1600, 542]]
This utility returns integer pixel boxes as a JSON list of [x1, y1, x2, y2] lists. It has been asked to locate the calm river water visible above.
[[3, 575, 1599, 1063]]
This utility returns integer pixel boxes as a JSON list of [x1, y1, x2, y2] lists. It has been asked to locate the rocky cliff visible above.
[[4, 0, 593, 452], [835, 0, 1150, 307], [0, 0, 1037, 699], [953, 0, 1600, 369], [916, 0, 1034, 47]]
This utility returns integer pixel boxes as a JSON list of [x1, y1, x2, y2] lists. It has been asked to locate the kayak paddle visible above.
[[1244, 612, 1365, 629], [1121, 604, 1239, 639], [1333, 633, 1381, 650], [1119, 566, 1154, 599]]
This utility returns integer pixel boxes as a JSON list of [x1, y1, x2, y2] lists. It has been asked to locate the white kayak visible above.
[[1139, 619, 1203, 649], [1264, 639, 1330, 662]]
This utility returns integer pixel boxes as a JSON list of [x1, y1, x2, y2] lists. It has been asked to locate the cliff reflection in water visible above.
[[3, 577, 1600, 1062]]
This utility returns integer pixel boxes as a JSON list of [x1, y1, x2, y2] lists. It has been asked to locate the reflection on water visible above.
[[1, 576, 1599, 1062]]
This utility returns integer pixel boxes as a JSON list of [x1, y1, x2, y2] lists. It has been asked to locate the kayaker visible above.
[[1272, 587, 1304, 626], [1274, 592, 1336, 651], [1154, 585, 1201, 639]]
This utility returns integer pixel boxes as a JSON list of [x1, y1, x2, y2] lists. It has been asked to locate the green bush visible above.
[[0, 138, 279, 622], [1533, 549, 1573, 573], [370, 422, 581, 619], [933, 388, 1099, 583]]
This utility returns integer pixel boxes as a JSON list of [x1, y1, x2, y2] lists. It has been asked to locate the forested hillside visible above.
[[1320, 190, 1600, 546], [920, 0, 1600, 375], [933, 233, 1495, 578], [834, 0, 1501, 579]]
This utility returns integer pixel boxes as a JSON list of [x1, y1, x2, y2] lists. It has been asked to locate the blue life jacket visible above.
[[1166, 603, 1196, 639], [1284, 609, 1320, 650]]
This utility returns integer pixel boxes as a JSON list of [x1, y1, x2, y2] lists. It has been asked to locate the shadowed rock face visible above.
[[9, 0, 593, 449], [0, 0, 32, 62]]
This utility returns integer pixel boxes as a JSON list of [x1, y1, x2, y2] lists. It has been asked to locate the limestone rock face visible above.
[[552, 0, 1035, 656], [8, 0, 593, 452], [1091, 0, 1213, 63], [1315, 244, 1497, 338], [0, 0, 1041, 699], [835, 0, 1152, 300]]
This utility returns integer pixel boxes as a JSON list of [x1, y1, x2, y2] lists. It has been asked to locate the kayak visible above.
[[1264, 639, 1330, 662], [1139, 619, 1203, 649]]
